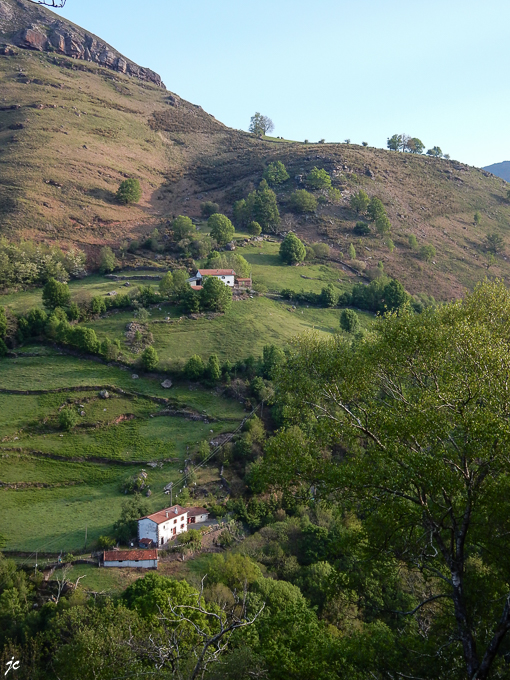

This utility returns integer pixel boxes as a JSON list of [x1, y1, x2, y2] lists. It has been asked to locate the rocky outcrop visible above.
[[0, 0, 165, 88]]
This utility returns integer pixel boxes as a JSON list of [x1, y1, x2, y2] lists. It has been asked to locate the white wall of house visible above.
[[189, 512, 209, 523], [196, 274, 235, 287], [104, 558, 157, 568], [138, 518, 158, 544]]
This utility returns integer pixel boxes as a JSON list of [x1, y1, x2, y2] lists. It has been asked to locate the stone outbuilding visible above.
[[103, 549, 158, 569]]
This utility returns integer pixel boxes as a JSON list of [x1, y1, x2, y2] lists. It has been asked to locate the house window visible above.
[[174, 518, 177, 523], [222, 276, 225, 279]]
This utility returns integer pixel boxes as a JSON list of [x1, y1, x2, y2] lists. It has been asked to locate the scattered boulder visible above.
[[99, 390, 109, 399], [161, 379, 173, 389], [131, 374, 139, 380], [14, 28, 47, 51]]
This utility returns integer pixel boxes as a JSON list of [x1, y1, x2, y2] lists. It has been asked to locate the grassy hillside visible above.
[[0, 3, 509, 300]]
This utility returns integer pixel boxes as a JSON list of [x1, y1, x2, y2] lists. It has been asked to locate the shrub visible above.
[[90, 296, 107, 316], [420, 244, 436, 262], [312, 243, 330, 259], [320, 285, 337, 307], [376, 215, 392, 235], [348, 243, 356, 260], [280, 233, 306, 265], [350, 190, 370, 214], [353, 221, 371, 236], [289, 190, 317, 214], [340, 309, 360, 333], [116, 178, 142, 204], [70, 326, 99, 353], [42, 278, 71, 310], [306, 167, 332, 190], [263, 161, 289, 186], [59, 407, 78, 431], [200, 201, 219, 217], [141, 346, 159, 371], [184, 354, 205, 380], [98, 536, 116, 549], [99, 246, 116, 274], [248, 221, 262, 236], [408, 234, 418, 249], [0, 338, 7, 358]]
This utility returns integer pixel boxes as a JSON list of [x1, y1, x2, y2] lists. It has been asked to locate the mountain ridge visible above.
[[482, 161, 510, 182], [0, 0, 164, 87]]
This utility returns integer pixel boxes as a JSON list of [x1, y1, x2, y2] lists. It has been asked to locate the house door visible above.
[[173, 527, 176, 535], [191, 517, 196, 524], [161, 537, 164, 545]]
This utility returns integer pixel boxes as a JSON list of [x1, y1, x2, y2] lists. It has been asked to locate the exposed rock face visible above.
[[0, 0, 165, 88]]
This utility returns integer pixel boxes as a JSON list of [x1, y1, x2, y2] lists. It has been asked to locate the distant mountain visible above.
[[482, 161, 510, 182]]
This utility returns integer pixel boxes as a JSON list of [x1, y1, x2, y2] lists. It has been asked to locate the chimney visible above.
[[165, 511, 168, 518], [174, 507, 178, 514]]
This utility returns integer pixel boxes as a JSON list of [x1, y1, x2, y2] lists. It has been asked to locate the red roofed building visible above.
[[138, 505, 188, 547], [103, 549, 158, 569], [187, 269, 236, 288], [187, 507, 210, 524]]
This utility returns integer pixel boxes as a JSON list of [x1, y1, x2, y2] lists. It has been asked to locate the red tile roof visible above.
[[197, 269, 236, 276], [139, 538, 153, 545], [236, 278, 251, 282], [187, 507, 209, 517], [190, 285, 203, 290], [104, 550, 158, 562], [140, 505, 188, 525]]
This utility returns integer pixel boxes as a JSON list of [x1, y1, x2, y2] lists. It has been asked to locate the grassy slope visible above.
[[0, 353, 243, 551], [0, 40, 509, 300]]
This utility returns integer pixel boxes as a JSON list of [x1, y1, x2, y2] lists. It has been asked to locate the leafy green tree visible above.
[[268, 280, 510, 680], [320, 285, 337, 307], [280, 233, 306, 265], [184, 354, 205, 380], [90, 296, 107, 315], [114, 494, 150, 544], [262, 343, 286, 379], [172, 215, 195, 240], [208, 213, 235, 245], [116, 178, 142, 204], [98, 535, 116, 549], [59, 407, 78, 431], [0, 338, 7, 358], [387, 134, 402, 151], [172, 269, 189, 293], [249, 112, 274, 136], [263, 161, 289, 186], [207, 354, 221, 382], [200, 201, 219, 217], [348, 243, 356, 260], [306, 167, 332, 190], [70, 326, 99, 353], [198, 439, 210, 461], [408, 137, 425, 154], [340, 308, 360, 333], [376, 215, 391, 235], [485, 233, 504, 254], [42, 278, 71, 310], [233, 199, 249, 228], [141, 346, 159, 371], [420, 244, 436, 262], [383, 278, 408, 310], [353, 221, 371, 236], [67, 301, 80, 321], [367, 197, 386, 222], [426, 146, 443, 157], [474, 211, 481, 226], [159, 271, 173, 296], [99, 246, 116, 274], [182, 286, 201, 313], [386, 238, 395, 252], [289, 190, 317, 214], [408, 234, 418, 249], [201, 276, 233, 312], [248, 221, 262, 236], [350, 190, 370, 214], [252, 180, 280, 231]]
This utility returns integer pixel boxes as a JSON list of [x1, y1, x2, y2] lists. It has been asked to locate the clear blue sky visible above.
[[56, 0, 508, 168]]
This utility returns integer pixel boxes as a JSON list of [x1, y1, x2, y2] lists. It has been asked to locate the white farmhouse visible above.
[[138, 505, 188, 547], [187, 269, 236, 288], [103, 549, 158, 569]]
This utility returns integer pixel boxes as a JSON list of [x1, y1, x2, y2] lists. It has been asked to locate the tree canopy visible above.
[[208, 213, 235, 245], [263, 161, 289, 186], [265, 280, 510, 680], [249, 112, 274, 136], [116, 178, 142, 204], [279, 233, 306, 265], [289, 190, 317, 214], [42, 278, 71, 310]]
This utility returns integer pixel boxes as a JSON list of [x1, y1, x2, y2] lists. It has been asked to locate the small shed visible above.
[[103, 549, 158, 569], [139, 537, 154, 549], [187, 507, 210, 524]]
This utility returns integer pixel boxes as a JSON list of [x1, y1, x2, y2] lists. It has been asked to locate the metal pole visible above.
[[35, 552, 37, 576], [84, 525, 87, 549]]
